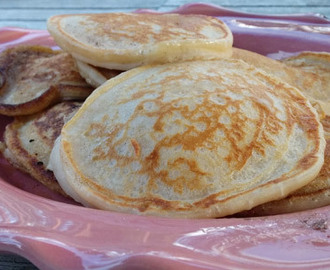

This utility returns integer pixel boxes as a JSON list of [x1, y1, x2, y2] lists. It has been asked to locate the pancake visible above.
[[282, 51, 330, 72], [0, 45, 93, 116], [75, 60, 122, 88], [232, 48, 330, 118], [48, 59, 325, 218], [47, 13, 233, 70], [3, 101, 81, 196], [281, 51, 330, 116]]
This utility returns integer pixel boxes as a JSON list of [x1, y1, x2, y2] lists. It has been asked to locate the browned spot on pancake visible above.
[[322, 116, 330, 136], [130, 139, 140, 157], [95, 66, 122, 80], [298, 153, 319, 170], [34, 101, 81, 144], [315, 138, 329, 179], [137, 197, 173, 212]]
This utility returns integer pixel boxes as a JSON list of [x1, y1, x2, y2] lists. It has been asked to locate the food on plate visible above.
[[232, 48, 330, 118], [48, 59, 325, 218], [47, 13, 233, 70], [0, 13, 328, 218], [0, 45, 93, 116], [75, 60, 122, 88], [2, 101, 81, 196]]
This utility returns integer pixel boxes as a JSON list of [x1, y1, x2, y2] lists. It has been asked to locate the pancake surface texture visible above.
[[3, 102, 81, 195], [50, 59, 325, 218], [0, 45, 92, 116], [47, 13, 233, 70], [281, 51, 330, 116], [232, 51, 330, 216], [232, 48, 330, 117]]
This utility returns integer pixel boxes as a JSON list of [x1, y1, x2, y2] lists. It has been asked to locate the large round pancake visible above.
[[0, 45, 93, 116], [3, 101, 81, 196], [232, 48, 330, 118], [49, 59, 325, 218], [47, 13, 233, 70]]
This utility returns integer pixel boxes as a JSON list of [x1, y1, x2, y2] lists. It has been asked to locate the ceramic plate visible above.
[[0, 3, 329, 269]]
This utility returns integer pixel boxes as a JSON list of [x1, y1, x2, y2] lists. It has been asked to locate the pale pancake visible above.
[[232, 48, 330, 118], [281, 51, 330, 116], [3, 102, 81, 196], [47, 13, 233, 70], [49, 59, 325, 218], [75, 60, 121, 88], [0, 45, 93, 116]]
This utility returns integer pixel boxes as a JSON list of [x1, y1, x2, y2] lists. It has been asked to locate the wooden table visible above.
[[1, 0, 329, 29], [0, 0, 329, 269]]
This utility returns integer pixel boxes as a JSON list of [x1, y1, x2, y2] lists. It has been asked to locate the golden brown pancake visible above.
[[3, 101, 81, 196], [75, 60, 122, 88], [49, 59, 325, 218], [47, 13, 233, 70], [232, 48, 330, 118], [0, 45, 93, 116]]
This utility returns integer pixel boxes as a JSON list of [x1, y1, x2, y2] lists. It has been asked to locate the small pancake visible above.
[[75, 60, 122, 88], [49, 59, 325, 218], [0, 45, 93, 116], [232, 48, 330, 118], [3, 101, 81, 196], [47, 13, 233, 70]]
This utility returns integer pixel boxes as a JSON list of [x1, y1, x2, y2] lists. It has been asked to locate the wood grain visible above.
[[0, 0, 329, 29]]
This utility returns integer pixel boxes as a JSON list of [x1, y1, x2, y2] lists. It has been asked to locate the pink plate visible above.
[[0, 3, 330, 269]]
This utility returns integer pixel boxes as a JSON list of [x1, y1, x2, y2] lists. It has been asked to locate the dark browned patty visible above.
[[3, 101, 81, 196], [0, 45, 93, 116]]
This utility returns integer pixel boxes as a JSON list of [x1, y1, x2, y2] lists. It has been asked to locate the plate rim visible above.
[[0, 3, 329, 269]]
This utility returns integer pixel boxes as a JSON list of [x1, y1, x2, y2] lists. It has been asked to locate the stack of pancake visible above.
[[0, 13, 328, 218], [0, 45, 92, 195]]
